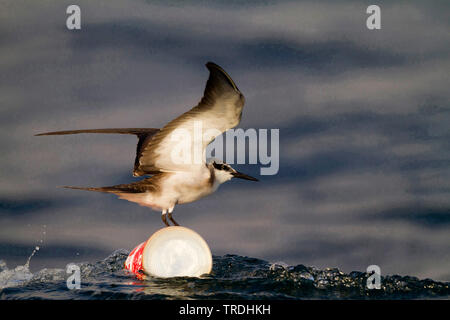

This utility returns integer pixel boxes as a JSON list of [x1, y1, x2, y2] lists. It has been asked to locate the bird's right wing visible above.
[[136, 62, 245, 174]]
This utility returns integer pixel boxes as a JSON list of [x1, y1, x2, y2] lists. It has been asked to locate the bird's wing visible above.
[[137, 62, 245, 174], [35, 128, 159, 136], [35, 128, 160, 176], [35, 63, 244, 176]]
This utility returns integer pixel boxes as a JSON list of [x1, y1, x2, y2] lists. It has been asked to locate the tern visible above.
[[36, 62, 258, 226]]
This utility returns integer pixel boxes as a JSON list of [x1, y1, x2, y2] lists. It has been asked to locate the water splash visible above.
[[0, 246, 39, 289], [0, 226, 44, 290], [24, 246, 40, 269]]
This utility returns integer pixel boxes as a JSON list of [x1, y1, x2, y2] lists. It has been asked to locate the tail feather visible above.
[[62, 176, 159, 194], [63, 186, 120, 193]]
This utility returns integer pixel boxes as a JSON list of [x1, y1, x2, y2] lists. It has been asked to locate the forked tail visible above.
[[62, 186, 118, 193]]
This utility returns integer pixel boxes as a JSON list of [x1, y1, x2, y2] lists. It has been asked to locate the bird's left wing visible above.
[[35, 128, 160, 176], [136, 62, 245, 174]]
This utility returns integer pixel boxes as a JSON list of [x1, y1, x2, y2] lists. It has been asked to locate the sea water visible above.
[[1, 250, 449, 299]]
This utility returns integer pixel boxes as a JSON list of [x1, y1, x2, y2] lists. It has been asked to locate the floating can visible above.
[[124, 226, 213, 279], [124, 241, 147, 279]]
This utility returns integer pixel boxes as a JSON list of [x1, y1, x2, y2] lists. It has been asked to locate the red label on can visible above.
[[124, 241, 147, 279]]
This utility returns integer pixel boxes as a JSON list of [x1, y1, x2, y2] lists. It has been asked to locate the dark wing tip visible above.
[[205, 61, 220, 69], [35, 132, 59, 136], [35, 131, 71, 136], [205, 62, 239, 92], [35, 128, 160, 137], [34, 130, 74, 136]]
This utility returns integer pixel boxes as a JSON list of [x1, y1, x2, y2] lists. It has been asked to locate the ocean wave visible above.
[[1, 250, 449, 299]]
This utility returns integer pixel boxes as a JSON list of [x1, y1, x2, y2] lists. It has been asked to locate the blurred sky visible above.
[[1, 0, 449, 281]]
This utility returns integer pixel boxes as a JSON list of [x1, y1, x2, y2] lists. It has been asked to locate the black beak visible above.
[[232, 171, 259, 181]]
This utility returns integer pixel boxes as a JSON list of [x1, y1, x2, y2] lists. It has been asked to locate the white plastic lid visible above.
[[142, 226, 212, 278]]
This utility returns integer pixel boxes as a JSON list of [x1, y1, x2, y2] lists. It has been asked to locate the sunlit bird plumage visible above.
[[36, 62, 258, 226]]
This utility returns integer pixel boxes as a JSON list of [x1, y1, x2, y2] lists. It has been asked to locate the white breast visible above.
[[160, 168, 213, 205]]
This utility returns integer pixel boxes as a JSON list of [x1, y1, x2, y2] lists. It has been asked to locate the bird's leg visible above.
[[161, 209, 169, 227], [168, 213, 179, 226], [167, 206, 179, 226]]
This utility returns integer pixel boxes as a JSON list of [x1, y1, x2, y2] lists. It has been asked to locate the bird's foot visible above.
[[168, 212, 180, 226]]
